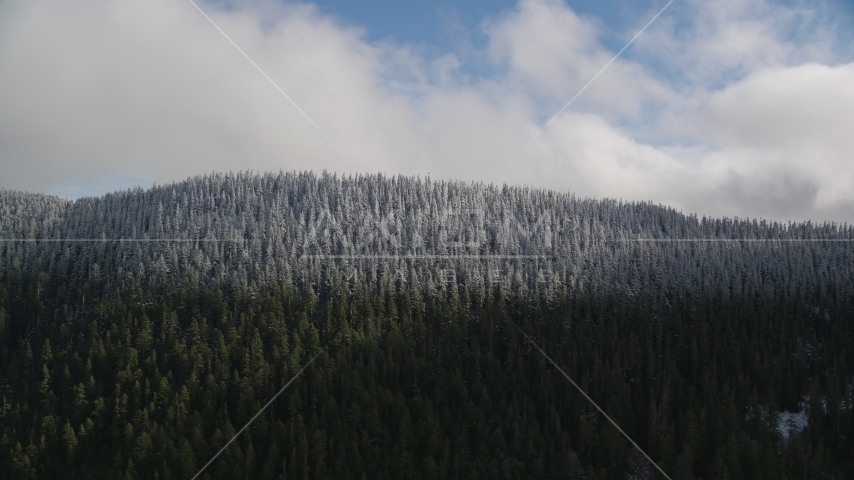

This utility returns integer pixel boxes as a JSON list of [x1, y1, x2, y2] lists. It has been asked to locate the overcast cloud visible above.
[[0, 0, 852, 222]]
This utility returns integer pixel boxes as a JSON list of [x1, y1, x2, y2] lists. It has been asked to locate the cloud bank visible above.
[[0, 0, 852, 222]]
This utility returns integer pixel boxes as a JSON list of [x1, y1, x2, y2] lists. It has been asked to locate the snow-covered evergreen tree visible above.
[[1, 171, 852, 305]]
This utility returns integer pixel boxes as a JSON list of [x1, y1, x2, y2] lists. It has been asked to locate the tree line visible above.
[[0, 172, 852, 478], [0, 262, 852, 479]]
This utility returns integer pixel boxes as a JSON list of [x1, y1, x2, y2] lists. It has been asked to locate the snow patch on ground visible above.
[[777, 408, 808, 442]]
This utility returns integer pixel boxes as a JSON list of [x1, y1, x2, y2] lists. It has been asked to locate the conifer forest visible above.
[[0, 172, 852, 479]]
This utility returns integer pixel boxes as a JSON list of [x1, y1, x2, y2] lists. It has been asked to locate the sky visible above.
[[1, 0, 853, 222]]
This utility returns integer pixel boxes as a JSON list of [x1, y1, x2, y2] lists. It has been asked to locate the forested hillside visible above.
[[1, 172, 853, 479]]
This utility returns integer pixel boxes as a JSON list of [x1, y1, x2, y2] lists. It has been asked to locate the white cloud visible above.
[[636, 0, 846, 88], [484, 0, 602, 97], [536, 62, 854, 220], [0, 0, 852, 222], [705, 63, 854, 208]]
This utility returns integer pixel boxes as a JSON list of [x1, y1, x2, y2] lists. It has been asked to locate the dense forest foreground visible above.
[[0, 172, 853, 479]]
